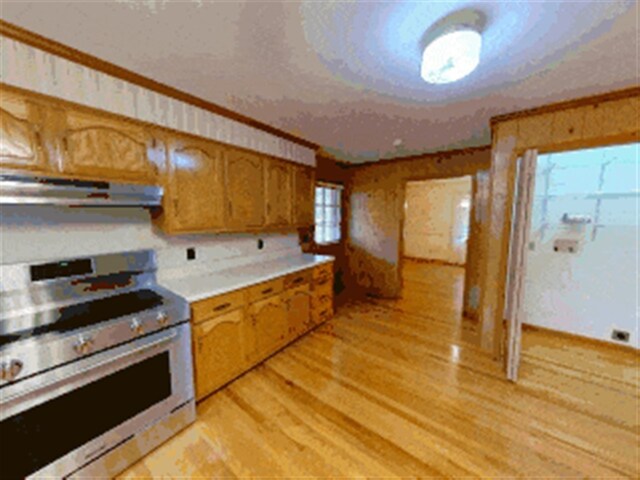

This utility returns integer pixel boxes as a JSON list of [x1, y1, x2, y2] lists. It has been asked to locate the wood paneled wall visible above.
[[479, 87, 640, 359], [345, 147, 492, 298]]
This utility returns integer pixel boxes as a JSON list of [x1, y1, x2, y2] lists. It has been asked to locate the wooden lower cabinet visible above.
[[192, 308, 249, 401], [284, 284, 312, 339], [191, 262, 335, 401], [248, 294, 289, 363]]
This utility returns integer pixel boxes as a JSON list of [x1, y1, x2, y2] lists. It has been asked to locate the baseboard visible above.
[[522, 323, 638, 353], [403, 256, 465, 268]]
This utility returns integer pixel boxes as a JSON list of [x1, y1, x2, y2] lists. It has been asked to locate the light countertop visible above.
[[160, 254, 334, 303]]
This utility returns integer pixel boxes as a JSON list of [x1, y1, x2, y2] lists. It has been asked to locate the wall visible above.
[[346, 147, 491, 297], [0, 35, 315, 166], [0, 33, 314, 274], [522, 144, 638, 347], [0, 205, 300, 282], [481, 87, 639, 357], [403, 176, 472, 265]]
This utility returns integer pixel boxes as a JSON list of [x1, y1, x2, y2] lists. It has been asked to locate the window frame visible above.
[[314, 182, 343, 246]]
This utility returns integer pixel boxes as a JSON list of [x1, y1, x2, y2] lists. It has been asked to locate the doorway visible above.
[[400, 176, 474, 331], [507, 143, 638, 397]]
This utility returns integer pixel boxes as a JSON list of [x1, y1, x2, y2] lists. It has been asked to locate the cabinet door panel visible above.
[[265, 159, 292, 226], [286, 284, 312, 338], [226, 149, 265, 228], [0, 89, 48, 171], [249, 295, 288, 362], [293, 166, 315, 226], [62, 110, 157, 182], [193, 309, 247, 401], [169, 139, 226, 232]]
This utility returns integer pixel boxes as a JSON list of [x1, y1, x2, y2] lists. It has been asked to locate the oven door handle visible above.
[[2, 329, 178, 406]]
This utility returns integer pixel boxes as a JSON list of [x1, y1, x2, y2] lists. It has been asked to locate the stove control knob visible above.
[[130, 318, 144, 335], [74, 336, 94, 355], [0, 359, 23, 382], [156, 311, 169, 326]]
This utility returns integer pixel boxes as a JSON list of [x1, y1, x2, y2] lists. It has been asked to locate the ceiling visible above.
[[1, 1, 637, 162]]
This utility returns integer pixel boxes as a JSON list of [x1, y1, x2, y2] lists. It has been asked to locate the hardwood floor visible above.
[[119, 261, 639, 478]]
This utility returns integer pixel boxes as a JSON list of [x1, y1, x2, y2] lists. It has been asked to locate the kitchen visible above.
[[0, 2, 638, 478]]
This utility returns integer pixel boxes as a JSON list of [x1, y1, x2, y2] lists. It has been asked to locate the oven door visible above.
[[0, 322, 194, 479]]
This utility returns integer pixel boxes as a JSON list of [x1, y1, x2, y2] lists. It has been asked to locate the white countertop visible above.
[[160, 254, 334, 303]]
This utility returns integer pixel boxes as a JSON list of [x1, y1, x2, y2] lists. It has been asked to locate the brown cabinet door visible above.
[[60, 109, 159, 183], [0, 89, 49, 172], [226, 149, 265, 228], [192, 309, 247, 401], [292, 165, 315, 226], [167, 136, 226, 232], [265, 158, 293, 227], [248, 294, 288, 362], [286, 284, 312, 338]]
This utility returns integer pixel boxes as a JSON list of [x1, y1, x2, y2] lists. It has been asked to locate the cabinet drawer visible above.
[[313, 290, 333, 311], [311, 306, 333, 326], [284, 269, 312, 290], [247, 277, 284, 303], [313, 262, 333, 281], [313, 279, 333, 298], [191, 289, 246, 324], [313, 272, 333, 291]]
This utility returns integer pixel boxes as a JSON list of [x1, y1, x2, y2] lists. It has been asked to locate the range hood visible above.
[[0, 172, 163, 207]]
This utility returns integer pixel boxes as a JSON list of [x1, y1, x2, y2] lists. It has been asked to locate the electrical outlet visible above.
[[186, 247, 196, 261], [611, 329, 630, 343]]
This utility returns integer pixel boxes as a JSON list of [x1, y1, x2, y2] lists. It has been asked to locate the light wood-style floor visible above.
[[120, 260, 639, 478]]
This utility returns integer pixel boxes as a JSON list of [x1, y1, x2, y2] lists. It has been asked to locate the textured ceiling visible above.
[[1, 0, 637, 162]]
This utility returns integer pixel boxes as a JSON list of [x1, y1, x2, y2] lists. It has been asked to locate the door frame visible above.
[[504, 149, 538, 381], [502, 140, 638, 381], [398, 173, 479, 298]]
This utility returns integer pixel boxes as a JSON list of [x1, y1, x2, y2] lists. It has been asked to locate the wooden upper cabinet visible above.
[[60, 109, 159, 183], [0, 89, 49, 172], [292, 165, 315, 226], [265, 158, 292, 226], [225, 148, 265, 229], [166, 136, 226, 232]]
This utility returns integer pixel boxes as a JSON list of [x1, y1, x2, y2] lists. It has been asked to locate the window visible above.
[[314, 183, 342, 244]]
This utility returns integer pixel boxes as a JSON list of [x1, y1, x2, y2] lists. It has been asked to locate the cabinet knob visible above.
[[74, 335, 94, 355], [0, 359, 24, 382], [130, 318, 144, 335]]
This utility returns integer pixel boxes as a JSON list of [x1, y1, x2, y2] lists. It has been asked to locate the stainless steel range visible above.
[[0, 250, 195, 479]]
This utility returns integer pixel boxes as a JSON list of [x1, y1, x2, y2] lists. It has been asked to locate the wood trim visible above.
[[521, 323, 638, 354], [0, 19, 318, 150], [353, 145, 492, 169], [490, 86, 640, 126]]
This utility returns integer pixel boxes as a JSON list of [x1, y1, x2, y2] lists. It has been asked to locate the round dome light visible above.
[[421, 29, 482, 84]]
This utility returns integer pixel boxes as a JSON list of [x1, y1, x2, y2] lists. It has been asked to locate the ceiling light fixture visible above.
[[420, 10, 485, 85]]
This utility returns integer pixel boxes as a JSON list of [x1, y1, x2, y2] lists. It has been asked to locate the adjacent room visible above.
[[0, 1, 637, 478]]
